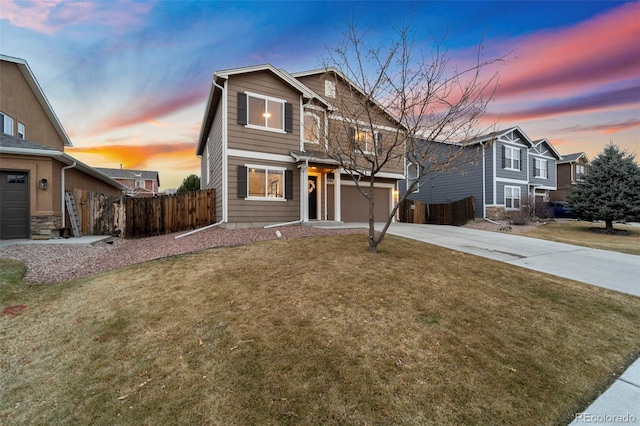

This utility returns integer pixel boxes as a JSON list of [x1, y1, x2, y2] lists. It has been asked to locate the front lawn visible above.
[[1, 234, 639, 425], [524, 221, 640, 255]]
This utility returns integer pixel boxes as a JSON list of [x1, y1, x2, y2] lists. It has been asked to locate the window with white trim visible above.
[[505, 186, 521, 209], [247, 93, 284, 131], [504, 146, 520, 170], [248, 166, 285, 199], [576, 164, 585, 181], [135, 180, 145, 189], [17, 122, 25, 139], [325, 80, 336, 98], [303, 112, 320, 143], [407, 162, 419, 193], [352, 128, 381, 154], [534, 158, 547, 178], [1, 112, 14, 136]]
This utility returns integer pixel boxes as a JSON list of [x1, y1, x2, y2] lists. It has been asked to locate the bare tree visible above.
[[322, 18, 503, 253]]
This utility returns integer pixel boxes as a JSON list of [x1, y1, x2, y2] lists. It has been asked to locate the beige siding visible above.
[[203, 104, 224, 217], [0, 61, 66, 150], [227, 156, 299, 223], [227, 71, 301, 155]]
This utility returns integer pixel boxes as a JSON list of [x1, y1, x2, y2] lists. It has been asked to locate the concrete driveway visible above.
[[382, 222, 640, 298]]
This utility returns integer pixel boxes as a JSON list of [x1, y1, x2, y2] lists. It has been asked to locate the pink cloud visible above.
[[89, 89, 207, 135], [1, 0, 154, 35], [490, 1, 640, 99], [68, 142, 197, 170]]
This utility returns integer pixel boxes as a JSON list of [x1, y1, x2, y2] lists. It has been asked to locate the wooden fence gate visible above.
[[398, 196, 474, 226]]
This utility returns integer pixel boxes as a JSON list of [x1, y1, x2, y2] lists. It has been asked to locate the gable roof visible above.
[[196, 64, 330, 155], [0, 54, 73, 147], [531, 138, 562, 160], [0, 133, 125, 190], [291, 67, 406, 130], [95, 167, 160, 185], [558, 152, 589, 164], [463, 126, 534, 147]]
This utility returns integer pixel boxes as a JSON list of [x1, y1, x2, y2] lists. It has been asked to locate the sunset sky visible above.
[[1, 0, 638, 190]]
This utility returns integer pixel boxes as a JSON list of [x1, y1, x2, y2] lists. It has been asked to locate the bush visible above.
[[508, 196, 534, 225]]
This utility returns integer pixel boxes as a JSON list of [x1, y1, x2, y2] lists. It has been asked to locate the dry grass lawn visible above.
[[1, 234, 639, 425], [523, 221, 640, 255]]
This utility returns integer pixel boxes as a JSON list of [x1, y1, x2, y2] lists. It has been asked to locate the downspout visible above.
[[214, 79, 228, 225], [175, 80, 227, 239], [481, 142, 486, 219], [61, 162, 77, 229], [298, 159, 309, 222]]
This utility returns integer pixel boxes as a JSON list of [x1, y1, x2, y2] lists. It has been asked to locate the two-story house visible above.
[[550, 152, 589, 202], [196, 64, 405, 227], [95, 167, 160, 197], [401, 127, 561, 220], [0, 54, 124, 240]]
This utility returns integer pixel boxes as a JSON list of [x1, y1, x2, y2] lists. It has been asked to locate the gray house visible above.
[[402, 127, 561, 220]]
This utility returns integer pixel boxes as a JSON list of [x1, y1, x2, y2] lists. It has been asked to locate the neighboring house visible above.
[[550, 152, 589, 201], [0, 54, 125, 240], [196, 64, 405, 227], [96, 167, 160, 197], [401, 127, 561, 220]]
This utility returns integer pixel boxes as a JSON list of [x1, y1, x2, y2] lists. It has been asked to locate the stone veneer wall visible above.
[[30, 215, 61, 240], [485, 206, 508, 221]]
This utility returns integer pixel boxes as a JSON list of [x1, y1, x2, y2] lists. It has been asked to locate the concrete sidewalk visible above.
[[326, 222, 640, 425]]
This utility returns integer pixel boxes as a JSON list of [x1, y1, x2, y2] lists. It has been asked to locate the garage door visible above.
[[0, 171, 30, 239], [341, 186, 391, 222]]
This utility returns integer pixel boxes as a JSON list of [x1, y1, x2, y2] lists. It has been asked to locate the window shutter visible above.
[[376, 132, 383, 155], [284, 103, 293, 133], [349, 127, 356, 151], [285, 170, 293, 200], [502, 145, 506, 168], [237, 166, 247, 198], [237, 93, 247, 125], [519, 149, 523, 170], [533, 158, 537, 175]]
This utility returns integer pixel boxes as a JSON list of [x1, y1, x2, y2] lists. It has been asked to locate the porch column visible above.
[[334, 168, 341, 222], [300, 164, 309, 222]]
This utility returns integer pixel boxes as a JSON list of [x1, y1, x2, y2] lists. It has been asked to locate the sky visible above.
[[1, 0, 638, 191]]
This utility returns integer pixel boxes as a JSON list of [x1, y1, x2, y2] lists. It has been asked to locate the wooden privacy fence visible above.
[[72, 189, 124, 237], [123, 189, 216, 238], [73, 189, 216, 239], [399, 196, 474, 226]]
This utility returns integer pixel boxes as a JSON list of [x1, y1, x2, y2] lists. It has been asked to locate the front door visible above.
[[308, 176, 317, 220]]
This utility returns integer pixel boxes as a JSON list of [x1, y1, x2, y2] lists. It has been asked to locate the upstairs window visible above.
[[350, 127, 382, 154], [1, 112, 14, 136], [135, 180, 145, 189], [303, 112, 320, 143], [534, 158, 547, 178], [237, 92, 293, 133], [407, 162, 420, 193], [17, 122, 25, 139], [575, 164, 585, 181], [503, 146, 521, 170], [325, 80, 336, 98]]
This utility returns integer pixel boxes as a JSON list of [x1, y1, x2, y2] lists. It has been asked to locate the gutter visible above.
[[61, 162, 77, 229]]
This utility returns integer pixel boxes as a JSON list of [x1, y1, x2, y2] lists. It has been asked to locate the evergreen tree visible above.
[[177, 174, 201, 194], [568, 143, 640, 233]]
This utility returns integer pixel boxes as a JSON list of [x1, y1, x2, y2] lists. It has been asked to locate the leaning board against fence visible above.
[[124, 189, 216, 238]]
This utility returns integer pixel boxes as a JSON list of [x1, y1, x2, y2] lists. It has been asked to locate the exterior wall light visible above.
[[39, 178, 48, 190]]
